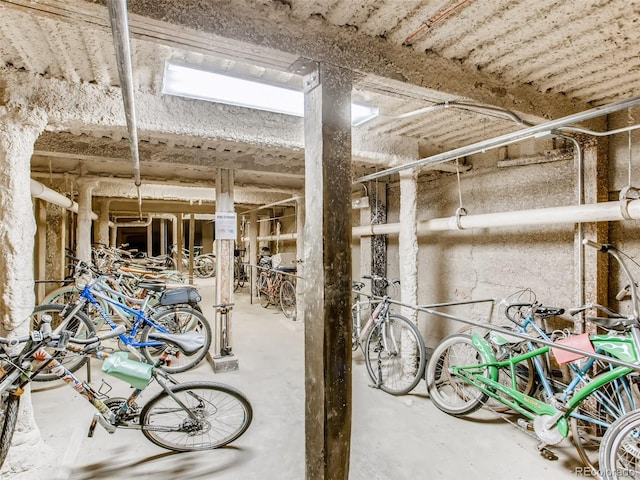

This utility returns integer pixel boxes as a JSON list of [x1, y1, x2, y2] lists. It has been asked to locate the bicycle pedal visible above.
[[537, 444, 558, 461]]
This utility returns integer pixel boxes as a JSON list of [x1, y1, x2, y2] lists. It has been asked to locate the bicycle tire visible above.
[[571, 372, 640, 474], [0, 393, 19, 470], [425, 333, 489, 416], [42, 285, 111, 324], [456, 324, 536, 413], [599, 408, 640, 479], [279, 280, 296, 319], [140, 381, 253, 451], [238, 264, 247, 288], [233, 262, 241, 292], [41, 285, 77, 305], [140, 307, 212, 373], [194, 254, 216, 278], [364, 314, 426, 395], [29, 304, 96, 382], [258, 273, 270, 308]]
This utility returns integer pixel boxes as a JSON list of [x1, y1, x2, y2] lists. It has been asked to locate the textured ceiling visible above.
[[1, 0, 639, 210]]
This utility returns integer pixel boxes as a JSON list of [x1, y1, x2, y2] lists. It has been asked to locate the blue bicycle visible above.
[[31, 263, 211, 380]]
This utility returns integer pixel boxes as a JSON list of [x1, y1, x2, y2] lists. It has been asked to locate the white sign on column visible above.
[[215, 212, 237, 240]]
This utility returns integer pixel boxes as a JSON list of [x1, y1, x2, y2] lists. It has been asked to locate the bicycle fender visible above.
[[470, 333, 499, 381], [590, 334, 639, 363]]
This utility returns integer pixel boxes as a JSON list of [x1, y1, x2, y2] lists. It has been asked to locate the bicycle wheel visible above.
[[238, 264, 247, 288], [279, 280, 296, 319], [599, 408, 640, 479], [0, 392, 19, 469], [29, 304, 96, 382], [364, 314, 426, 395], [571, 373, 640, 473], [140, 381, 252, 451], [456, 324, 536, 413], [140, 307, 212, 373], [41, 285, 77, 305], [194, 254, 216, 278], [426, 333, 490, 416], [258, 273, 270, 308], [233, 262, 241, 292]]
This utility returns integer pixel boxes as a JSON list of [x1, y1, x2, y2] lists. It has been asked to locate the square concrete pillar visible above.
[[302, 62, 352, 480]]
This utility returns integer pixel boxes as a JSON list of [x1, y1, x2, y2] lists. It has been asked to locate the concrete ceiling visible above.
[[1, 0, 639, 213]]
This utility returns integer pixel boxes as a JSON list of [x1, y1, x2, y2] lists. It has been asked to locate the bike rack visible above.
[[386, 296, 640, 372]]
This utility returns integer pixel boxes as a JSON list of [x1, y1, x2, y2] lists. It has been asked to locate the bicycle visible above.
[[257, 264, 297, 317], [350, 276, 426, 396], [167, 244, 216, 278], [233, 248, 249, 292], [278, 270, 297, 319], [599, 407, 640, 479], [0, 316, 252, 469], [425, 239, 640, 470], [32, 263, 211, 379]]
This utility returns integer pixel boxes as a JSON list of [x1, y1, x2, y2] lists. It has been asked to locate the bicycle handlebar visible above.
[[361, 274, 400, 287]]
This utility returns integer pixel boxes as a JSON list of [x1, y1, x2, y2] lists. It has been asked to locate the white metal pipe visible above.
[[30, 179, 99, 220], [256, 233, 297, 242], [112, 213, 177, 228], [30, 179, 72, 209], [107, 0, 141, 189], [356, 94, 640, 183], [352, 200, 640, 237]]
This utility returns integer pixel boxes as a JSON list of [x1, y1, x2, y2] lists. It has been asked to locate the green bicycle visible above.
[[426, 239, 640, 473]]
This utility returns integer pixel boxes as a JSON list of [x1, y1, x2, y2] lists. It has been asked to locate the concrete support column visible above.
[[398, 168, 419, 323], [0, 106, 46, 332], [97, 199, 110, 247], [258, 214, 270, 251], [147, 220, 154, 258], [370, 180, 387, 296], [211, 168, 238, 371], [249, 210, 258, 303], [295, 196, 305, 321], [302, 62, 352, 480], [76, 180, 95, 263], [357, 198, 372, 293], [580, 136, 609, 334], [0, 105, 47, 459], [159, 218, 167, 255], [176, 213, 183, 272], [45, 202, 67, 292], [188, 214, 195, 284], [34, 200, 47, 303], [109, 224, 117, 248]]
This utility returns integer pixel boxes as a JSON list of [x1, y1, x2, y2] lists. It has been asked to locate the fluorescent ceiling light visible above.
[[162, 61, 378, 126]]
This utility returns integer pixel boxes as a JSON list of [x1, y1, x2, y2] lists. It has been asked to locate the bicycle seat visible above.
[[352, 281, 365, 291], [138, 280, 166, 292], [147, 331, 205, 356], [275, 266, 296, 273], [586, 316, 637, 331], [535, 306, 565, 318]]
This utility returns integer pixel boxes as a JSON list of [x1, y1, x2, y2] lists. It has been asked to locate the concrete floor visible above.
[[2, 278, 585, 479]]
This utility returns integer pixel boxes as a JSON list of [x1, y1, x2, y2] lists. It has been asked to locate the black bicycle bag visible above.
[[159, 287, 201, 306]]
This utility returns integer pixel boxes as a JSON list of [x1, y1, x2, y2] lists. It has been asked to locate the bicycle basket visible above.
[[159, 287, 201, 306]]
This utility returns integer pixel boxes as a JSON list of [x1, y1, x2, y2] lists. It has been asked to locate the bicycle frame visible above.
[[451, 330, 639, 438], [493, 308, 638, 425], [58, 280, 169, 350], [354, 296, 390, 347]]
